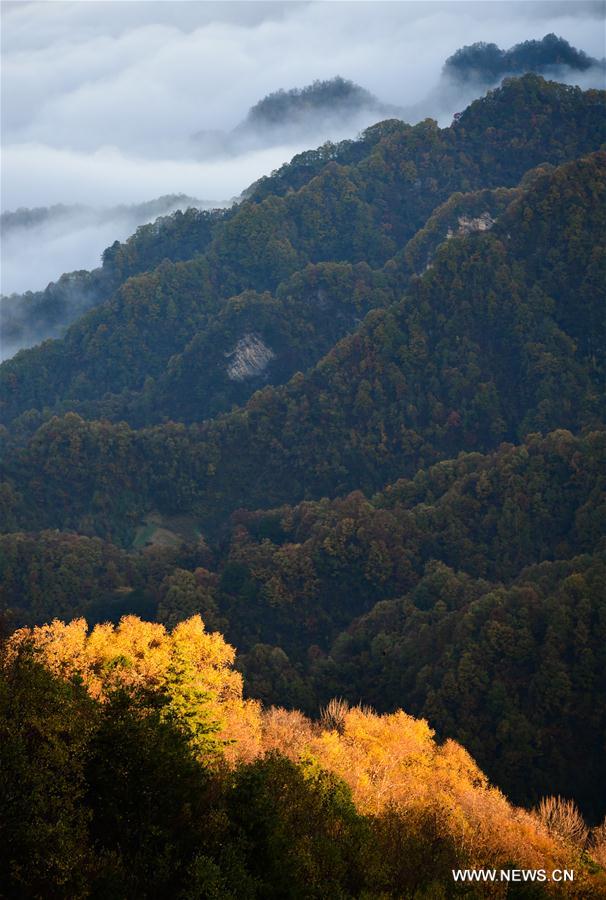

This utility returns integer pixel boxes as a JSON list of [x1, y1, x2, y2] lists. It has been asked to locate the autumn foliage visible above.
[[2, 615, 605, 897], [6, 614, 261, 763]]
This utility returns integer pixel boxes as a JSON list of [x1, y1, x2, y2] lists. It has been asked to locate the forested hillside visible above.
[[4, 429, 603, 816], [2, 616, 606, 897], [1, 73, 605, 894], [2, 149, 604, 541], [0, 205, 229, 359], [1, 76, 604, 432]]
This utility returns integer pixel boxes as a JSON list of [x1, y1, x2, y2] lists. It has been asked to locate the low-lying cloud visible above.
[[1, 194, 221, 297]]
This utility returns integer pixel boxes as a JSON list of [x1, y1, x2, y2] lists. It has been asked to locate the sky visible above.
[[1, 0, 605, 293]]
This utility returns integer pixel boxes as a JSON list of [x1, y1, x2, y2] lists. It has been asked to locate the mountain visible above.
[[236, 76, 401, 138], [0, 195, 208, 237], [4, 615, 605, 896], [1, 151, 604, 819], [3, 146, 603, 537], [0, 197, 225, 359], [396, 33, 606, 128], [194, 76, 402, 156], [245, 78, 397, 126], [1, 76, 604, 435], [1, 73, 606, 846], [444, 33, 605, 86]]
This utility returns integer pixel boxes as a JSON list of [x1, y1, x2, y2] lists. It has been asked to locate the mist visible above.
[[1, 195, 226, 297], [2, 0, 604, 300]]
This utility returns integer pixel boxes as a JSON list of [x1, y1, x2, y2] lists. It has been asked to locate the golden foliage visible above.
[[6, 615, 261, 758], [261, 706, 317, 757], [260, 704, 602, 892], [5, 619, 604, 894]]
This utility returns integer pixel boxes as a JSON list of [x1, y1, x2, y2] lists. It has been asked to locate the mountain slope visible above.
[[3, 185, 517, 431], [1, 108, 605, 828], [4, 616, 604, 897], [1, 76, 604, 433], [2, 429, 605, 818], [0, 205, 227, 360], [1, 150, 604, 545]]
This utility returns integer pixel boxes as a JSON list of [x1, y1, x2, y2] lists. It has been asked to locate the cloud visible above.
[[0, 140, 311, 210], [4, 2, 603, 155], [0, 138, 313, 295], [1, 0, 604, 295], [1, 194, 218, 297]]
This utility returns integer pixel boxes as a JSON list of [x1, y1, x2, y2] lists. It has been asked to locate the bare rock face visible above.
[[447, 211, 496, 238], [226, 333, 275, 382]]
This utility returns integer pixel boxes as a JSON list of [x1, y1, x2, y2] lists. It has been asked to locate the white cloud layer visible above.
[[1, 0, 605, 293]]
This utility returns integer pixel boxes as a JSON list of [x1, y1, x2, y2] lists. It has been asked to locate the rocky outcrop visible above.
[[447, 211, 496, 238], [226, 333, 275, 382]]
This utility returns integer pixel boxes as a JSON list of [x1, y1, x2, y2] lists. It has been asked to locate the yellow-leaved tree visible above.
[[6, 615, 261, 763], [261, 703, 600, 890]]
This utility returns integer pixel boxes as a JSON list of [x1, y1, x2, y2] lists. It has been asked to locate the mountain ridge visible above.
[[2, 76, 604, 435], [2, 148, 604, 545]]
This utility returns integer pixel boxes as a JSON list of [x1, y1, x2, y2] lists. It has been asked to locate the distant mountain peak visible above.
[[194, 75, 403, 157], [243, 76, 398, 128], [444, 33, 603, 85]]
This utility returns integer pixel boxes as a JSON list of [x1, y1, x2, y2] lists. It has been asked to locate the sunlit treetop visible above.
[[6, 614, 261, 762]]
